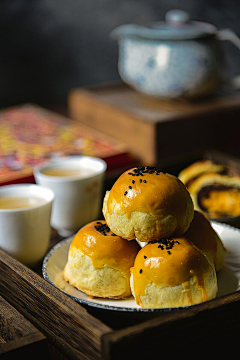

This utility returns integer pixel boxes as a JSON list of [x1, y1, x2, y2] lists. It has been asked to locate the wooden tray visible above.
[[0, 295, 46, 358], [1, 149, 240, 359], [68, 81, 240, 166], [1, 245, 240, 359]]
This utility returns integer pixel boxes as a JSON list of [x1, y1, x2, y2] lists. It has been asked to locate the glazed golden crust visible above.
[[184, 210, 226, 271], [63, 220, 140, 299], [103, 167, 194, 242], [130, 237, 218, 308], [69, 220, 140, 273]]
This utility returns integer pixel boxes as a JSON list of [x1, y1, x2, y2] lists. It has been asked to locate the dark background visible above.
[[0, 0, 240, 110]]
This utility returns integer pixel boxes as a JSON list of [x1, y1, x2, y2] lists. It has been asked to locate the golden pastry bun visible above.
[[178, 160, 225, 189], [103, 166, 194, 242], [184, 210, 226, 271], [63, 220, 140, 299], [188, 173, 240, 219], [130, 237, 218, 308]]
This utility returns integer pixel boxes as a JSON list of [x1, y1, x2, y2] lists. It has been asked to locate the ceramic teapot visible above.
[[111, 10, 240, 99]]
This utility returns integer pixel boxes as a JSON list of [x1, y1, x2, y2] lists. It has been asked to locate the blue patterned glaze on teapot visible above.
[[111, 10, 240, 99]]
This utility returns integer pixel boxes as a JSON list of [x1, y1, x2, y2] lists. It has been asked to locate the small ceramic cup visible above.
[[34, 156, 107, 237], [0, 184, 54, 267]]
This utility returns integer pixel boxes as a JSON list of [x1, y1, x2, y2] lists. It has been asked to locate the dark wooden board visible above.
[[0, 248, 112, 360], [1, 235, 240, 359], [68, 82, 240, 165], [0, 295, 46, 356], [102, 290, 240, 359]]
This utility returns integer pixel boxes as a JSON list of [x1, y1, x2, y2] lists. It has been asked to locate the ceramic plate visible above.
[[42, 222, 240, 312]]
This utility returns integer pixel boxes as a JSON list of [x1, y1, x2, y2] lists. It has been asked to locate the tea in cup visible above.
[[0, 184, 54, 267], [0, 195, 47, 209], [34, 156, 107, 236]]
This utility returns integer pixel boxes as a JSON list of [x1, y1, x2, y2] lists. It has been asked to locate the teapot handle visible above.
[[217, 28, 240, 88]]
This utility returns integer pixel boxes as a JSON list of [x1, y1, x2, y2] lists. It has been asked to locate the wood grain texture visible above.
[[0, 332, 46, 357], [0, 295, 45, 354], [68, 82, 240, 166], [0, 248, 112, 360], [102, 291, 240, 359], [1, 240, 240, 359], [68, 87, 157, 165]]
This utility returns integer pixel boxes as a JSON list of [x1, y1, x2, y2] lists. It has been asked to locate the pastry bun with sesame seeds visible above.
[[102, 166, 194, 242], [183, 210, 226, 271], [130, 237, 218, 308], [63, 220, 141, 299]]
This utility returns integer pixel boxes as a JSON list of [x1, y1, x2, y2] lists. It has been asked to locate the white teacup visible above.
[[0, 184, 54, 267], [34, 156, 107, 237]]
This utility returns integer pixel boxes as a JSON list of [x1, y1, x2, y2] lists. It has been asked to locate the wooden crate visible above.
[[1, 247, 240, 359], [0, 295, 46, 358], [68, 82, 240, 166], [1, 149, 240, 359]]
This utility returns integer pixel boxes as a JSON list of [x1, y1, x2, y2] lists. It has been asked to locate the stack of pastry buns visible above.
[[63, 166, 226, 308]]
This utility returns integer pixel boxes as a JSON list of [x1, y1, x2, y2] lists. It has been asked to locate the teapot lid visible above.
[[110, 10, 217, 40]]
